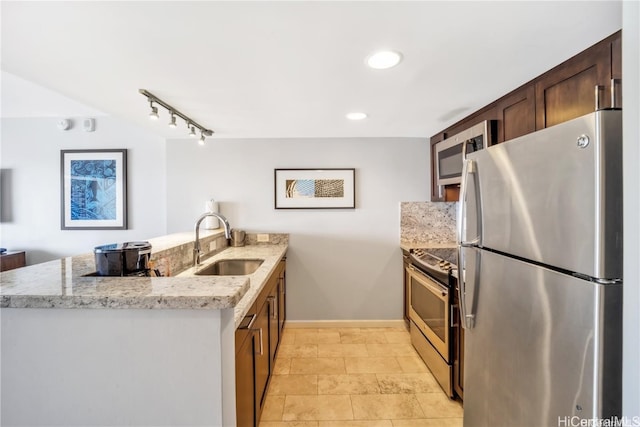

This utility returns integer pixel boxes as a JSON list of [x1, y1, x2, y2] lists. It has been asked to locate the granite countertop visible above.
[[0, 233, 288, 328], [175, 244, 288, 328], [400, 241, 457, 252]]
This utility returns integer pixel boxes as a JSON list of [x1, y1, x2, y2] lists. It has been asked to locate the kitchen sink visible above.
[[195, 259, 264, 276]]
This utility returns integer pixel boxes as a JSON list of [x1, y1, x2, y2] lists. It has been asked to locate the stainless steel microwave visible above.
[[435, 120, 496, 186]]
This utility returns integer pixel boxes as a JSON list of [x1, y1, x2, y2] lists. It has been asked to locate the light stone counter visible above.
[[0, 230, 288, 427], [0, 231, 288, 327], [400, 242, 457, 252], [176, 244, 288, 328]]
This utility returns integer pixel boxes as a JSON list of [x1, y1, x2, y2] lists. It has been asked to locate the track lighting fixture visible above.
[[139, 89, 214, 142]]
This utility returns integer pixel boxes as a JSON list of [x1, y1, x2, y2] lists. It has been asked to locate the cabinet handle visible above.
[[611, 78, 621, 109], [242, 313, 263, 355], [594, 85, 605, 111], [268, 296, 277, 320], [253, 327, 264, 356]]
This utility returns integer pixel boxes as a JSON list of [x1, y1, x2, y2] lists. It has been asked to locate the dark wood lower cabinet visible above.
[[254, 300, 270, 411], [268, 291, 279, 368], [235, 259, 287, 427], [403, 252, 411, 325], [235, 331, 256, 427], [452, 282, 464, 400], [278, 262, 286, 337]]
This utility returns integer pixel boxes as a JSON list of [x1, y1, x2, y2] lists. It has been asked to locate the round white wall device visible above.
[[57, 119, 71, 131]]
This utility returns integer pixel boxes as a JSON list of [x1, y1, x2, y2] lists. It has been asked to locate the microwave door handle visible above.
[[461, 138, 468, 159]]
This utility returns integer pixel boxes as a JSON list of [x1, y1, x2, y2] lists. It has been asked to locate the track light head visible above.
[[149, 103, 159, 120], [189, 126, 197, 137], [199, 132, 206, 145], [168, 112, 177, 128]]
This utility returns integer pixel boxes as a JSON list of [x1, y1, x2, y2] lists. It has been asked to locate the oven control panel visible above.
[[410, 247, 458, 286]]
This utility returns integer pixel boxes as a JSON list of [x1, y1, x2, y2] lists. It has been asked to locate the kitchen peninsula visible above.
[[0, 230, 288, 427]]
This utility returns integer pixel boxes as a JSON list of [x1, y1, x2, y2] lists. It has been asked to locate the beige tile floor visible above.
[[259, 326, 463, 427]]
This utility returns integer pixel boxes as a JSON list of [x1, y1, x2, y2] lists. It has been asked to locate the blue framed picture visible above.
[[60, 149, 127, 230]]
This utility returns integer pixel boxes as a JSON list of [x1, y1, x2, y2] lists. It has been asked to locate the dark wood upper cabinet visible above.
[[496, 84, 536, 143], [612, 34, 622, 107], [429, 30, 621, 201], [535, 35, 614, 129], [430, 133, 446, 202]]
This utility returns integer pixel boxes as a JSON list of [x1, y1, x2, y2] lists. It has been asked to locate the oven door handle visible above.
[[409, 265, 448, 299]]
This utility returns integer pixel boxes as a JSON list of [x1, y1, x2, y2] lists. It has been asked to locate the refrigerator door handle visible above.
[[457, 158, 481, 246], [458, 246, 478, 330], [456, 159, 469, 245]]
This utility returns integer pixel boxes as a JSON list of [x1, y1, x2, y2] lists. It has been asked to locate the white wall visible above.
[[1, 308, 230, 426], [0, 117, 167, 265], [622, 0, 640, 418], [166, 137, 429, 321]]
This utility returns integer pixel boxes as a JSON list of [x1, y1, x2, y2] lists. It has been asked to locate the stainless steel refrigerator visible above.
[[457, 110, 623, 427]]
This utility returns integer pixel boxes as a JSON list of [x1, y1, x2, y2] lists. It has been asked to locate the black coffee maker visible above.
[[94, 241, 152, 276]]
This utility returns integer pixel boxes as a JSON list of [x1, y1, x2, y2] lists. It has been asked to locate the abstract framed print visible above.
[[60, 149, 127, 230], [274, 168, 355, 209]]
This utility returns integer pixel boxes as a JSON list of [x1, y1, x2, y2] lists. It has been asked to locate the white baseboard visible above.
[[285, 319, 407, 329]]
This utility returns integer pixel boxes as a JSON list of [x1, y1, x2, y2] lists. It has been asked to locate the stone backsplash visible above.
[[148, 232, 290, 277], [149, 233, 229, 277], [244, 233, 289, 246], [400, 202, 457, 246]]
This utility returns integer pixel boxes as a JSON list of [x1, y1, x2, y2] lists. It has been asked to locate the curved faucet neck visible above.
[[195, 212, 231, 238], [193, 212, 232, 266]]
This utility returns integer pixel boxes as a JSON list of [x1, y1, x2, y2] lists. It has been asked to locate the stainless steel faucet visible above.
[[193, 212, 232, 266]]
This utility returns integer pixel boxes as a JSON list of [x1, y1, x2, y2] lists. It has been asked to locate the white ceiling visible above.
[[1, 1, 622, 139]]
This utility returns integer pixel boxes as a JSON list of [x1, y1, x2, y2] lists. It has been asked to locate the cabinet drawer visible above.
[[236, 302, 257, 355]]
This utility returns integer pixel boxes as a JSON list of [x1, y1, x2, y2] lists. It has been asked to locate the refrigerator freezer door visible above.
[[466, 110, 622, 280], [463, 249, 622, 427]]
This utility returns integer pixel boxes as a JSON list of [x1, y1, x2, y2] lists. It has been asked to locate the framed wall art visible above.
[[60, 149, 127, 230], [274, 168, 355, 209]]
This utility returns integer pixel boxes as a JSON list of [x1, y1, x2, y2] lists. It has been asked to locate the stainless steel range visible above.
[[407, 247, 459, 399]]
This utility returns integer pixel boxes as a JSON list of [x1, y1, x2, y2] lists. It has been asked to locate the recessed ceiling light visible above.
[[366, 50, 402, 69], [346, 112, 367, 120]]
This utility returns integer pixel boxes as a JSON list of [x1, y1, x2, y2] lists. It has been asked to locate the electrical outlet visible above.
[[209, 240, 218, 251], [257, 233, 270, 242]]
